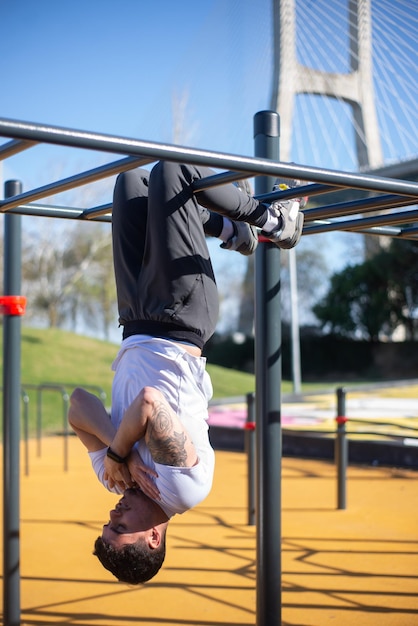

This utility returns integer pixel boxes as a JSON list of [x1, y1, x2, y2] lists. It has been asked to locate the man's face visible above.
[[101, 487, 151, 548]]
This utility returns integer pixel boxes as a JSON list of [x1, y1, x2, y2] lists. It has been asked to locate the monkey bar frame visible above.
[[1, 112, 418, 626]]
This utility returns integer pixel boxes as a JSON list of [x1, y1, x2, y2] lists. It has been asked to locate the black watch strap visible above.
[[106, 447, 127, 464]]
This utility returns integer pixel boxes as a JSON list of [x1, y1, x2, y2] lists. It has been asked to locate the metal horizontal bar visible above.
[[308, 219, 405, 236], [0, 155, 153, 212], [191, 170, 254, 190], [339, 207, 418, 231], [0, 138, 37, 160], [303, 204, 418, 237], [6, 191, 418, 240], [6, 197, 418, 235], [359, 226, 404, 236], [348, 417, 418, 433], [1, 116, 418, 198], [400, 224, 418, 236], [305, 221, 418, 240], [193, 172, 335, 201], [81, 203, 112, 219], [256, 182, 339, 204], [3, 202, 111, 222], [192, 169, 321, 203], [304, 193, 417, 222]]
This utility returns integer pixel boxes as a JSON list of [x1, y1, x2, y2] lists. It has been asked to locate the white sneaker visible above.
[[220, 221, 258, 256], [260, 178, 308, 249]]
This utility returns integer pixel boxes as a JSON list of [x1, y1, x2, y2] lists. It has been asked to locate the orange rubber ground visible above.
[[1, 436, 417, 626]]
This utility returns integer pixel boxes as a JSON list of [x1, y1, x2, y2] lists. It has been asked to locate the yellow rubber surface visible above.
[[1, 436, 417, 626]]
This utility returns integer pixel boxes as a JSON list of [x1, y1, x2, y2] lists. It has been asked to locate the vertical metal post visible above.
[[254, 111, 282, 626], [3, 179, 23, 626], [36, 387, 42, 456], [63, 390, 69, 472], [289, 249, 301, 394], [335, 387, 348, 510], [22, 390, 30, 477], [245, 392, 256, 526]]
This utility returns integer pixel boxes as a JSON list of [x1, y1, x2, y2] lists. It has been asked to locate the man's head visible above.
[[94, 487, 169, 584]]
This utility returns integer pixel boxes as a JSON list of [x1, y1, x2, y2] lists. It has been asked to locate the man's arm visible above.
[[69, 387, 158, 495], [107, 386, 198, 468], [68, 387, 116, 452]]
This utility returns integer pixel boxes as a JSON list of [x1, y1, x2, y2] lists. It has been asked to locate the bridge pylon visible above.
[[271, 0, 384, 253]]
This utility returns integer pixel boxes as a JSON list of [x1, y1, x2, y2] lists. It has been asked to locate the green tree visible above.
[[313, 253, 393, 341], [384, 239, 418, 340], [313, 239, 418, 341], [22, 221, 116, 338]]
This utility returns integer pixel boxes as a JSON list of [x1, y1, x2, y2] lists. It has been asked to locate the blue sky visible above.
[[1, 0, 416, 184], [0, 0, 275, 335], [1, 0, 416, 200], [0, 0, 272, 194]]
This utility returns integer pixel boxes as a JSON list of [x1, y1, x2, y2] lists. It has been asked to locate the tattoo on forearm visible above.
[[147, 401, 189, 466]]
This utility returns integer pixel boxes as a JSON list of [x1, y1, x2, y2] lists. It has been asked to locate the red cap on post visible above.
[[0, 296, 27, 316], [336, 416, 348, 425]]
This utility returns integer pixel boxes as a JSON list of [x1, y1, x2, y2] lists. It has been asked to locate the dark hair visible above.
[[93, 533, 166, 584]]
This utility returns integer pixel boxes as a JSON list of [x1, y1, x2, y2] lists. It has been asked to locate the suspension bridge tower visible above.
[[270, 0, 384, 254]]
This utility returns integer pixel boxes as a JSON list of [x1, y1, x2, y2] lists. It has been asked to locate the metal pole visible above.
[[36, 387, 42, 456], [335, 387, 348, 510], [245, 392, 256, 526], [254, 111, 282, 625], [22, 391, 30, 477], [289, 248, 301, 394], [3, 179, 23, 626], [63, 390, 69, 472]]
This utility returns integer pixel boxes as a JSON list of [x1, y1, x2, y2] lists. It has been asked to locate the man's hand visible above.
[[104, 448, 161, 499], [103, 455, 134, 492], [127, 450, 160, 500]]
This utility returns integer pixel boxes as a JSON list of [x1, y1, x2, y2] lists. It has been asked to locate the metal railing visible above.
[[1, 383, 107, 473], [243, 385, 418, 519]]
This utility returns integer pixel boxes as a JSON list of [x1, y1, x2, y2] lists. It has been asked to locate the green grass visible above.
[[0, 326, 118, 435], [18, 327, 117, 394], [206, 364, 254, 398]]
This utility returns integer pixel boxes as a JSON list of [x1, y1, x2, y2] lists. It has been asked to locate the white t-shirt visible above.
[[89, 335, 215, 518]]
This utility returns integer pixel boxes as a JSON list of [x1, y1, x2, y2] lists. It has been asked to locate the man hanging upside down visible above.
[[68, 160, 306, 583]]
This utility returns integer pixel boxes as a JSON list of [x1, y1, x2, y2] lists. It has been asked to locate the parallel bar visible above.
[[0, 139, 36, 160], [305, 205, 418, 236], [0, 155, 152, 212], [304, 193, 417, 222], [82, 203, 112, 219], [400, 225, 418, 236], [340, 208, 418, 230], [305, 224, 418, 239], [1, 117, 418, 198], [192, 170, 256, 190], [0, 202, 112, 222], [194, 172, 332, 202], [4, 199, 418, 240], [3, 181, 23, 626], [254, 110, 282, 626], [256, 182, 336, 204], [4, 192, 416, 226]]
